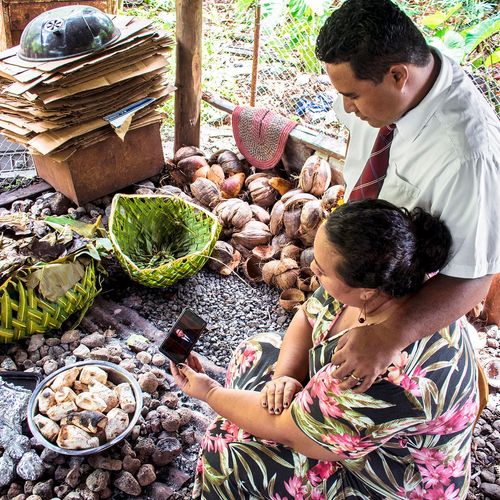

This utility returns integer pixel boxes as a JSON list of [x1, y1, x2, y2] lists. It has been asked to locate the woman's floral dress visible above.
[[193, 287, 478, 499]]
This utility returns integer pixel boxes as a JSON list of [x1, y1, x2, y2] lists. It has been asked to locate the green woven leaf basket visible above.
[[108, 194, 222, 288], [0, 257, 99, 344]]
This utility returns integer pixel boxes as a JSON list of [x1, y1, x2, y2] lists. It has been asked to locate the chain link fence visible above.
[[202, 0, 499, 148]]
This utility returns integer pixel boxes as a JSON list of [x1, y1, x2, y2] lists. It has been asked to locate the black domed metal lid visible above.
[[18, 5, 120, 62]]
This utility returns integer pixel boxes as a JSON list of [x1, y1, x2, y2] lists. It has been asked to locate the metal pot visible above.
[[27, 360, 143, 456]]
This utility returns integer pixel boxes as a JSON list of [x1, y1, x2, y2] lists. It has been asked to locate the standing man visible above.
[[315, 0, 500, 392]]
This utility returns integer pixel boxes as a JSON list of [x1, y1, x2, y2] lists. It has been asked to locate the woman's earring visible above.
[[358, 301, 367, 324]]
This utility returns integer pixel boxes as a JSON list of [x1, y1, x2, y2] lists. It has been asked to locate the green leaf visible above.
[[462, 15, 500, 55], [28, 260, 85, 302], [484, 47, 500, 67], [421, 4, 462, 29], [44, 215, 104, 239]]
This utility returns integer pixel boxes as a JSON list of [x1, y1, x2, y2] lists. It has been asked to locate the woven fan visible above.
[[108, 194, 221, 288]]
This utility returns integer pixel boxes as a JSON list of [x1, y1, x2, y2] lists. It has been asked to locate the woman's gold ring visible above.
[[350, 374, 364, 383]]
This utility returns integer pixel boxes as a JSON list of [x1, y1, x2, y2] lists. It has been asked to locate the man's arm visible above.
[[331, 273, 493, 392]]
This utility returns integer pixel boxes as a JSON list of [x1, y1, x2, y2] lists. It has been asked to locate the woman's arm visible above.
[[273, 307, 313, 382], [171, 362, 342, 461]]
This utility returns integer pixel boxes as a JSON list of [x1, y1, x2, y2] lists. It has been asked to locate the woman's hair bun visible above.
[[410, 208, 452, 274]]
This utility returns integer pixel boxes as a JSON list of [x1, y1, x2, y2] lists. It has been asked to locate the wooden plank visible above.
[[0, 179, 52, 207], [202, 91, 346, 160], [174, 0, 202, 151]]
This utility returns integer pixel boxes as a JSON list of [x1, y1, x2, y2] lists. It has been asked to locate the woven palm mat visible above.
[[232, 106, 297, 169]]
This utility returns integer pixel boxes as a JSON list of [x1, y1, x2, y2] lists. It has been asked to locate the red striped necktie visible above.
[[348, 124, 396, 201]]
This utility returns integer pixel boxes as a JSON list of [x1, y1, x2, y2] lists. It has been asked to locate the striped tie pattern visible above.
[[348, 124, 395, 201]]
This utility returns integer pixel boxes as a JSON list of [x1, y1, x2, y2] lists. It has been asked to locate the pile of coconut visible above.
[[168, 148, 345, 310]]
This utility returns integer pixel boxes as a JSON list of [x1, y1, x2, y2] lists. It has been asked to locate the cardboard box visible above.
[[33, 122, 164, 205], [0, 0, 118, 51]]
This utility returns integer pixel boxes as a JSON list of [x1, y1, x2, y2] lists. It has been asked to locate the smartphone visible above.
[[159, 307, 207, 364]]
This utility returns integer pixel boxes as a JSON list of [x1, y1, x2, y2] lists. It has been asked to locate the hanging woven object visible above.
[[108, 194, 221, 288], [0, 255, 99, 344]]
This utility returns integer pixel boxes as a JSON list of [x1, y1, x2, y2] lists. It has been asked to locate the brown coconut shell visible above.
[[280, 244, 302, 263], [279, 288, 306, 311], [242, 255, 264, 283]]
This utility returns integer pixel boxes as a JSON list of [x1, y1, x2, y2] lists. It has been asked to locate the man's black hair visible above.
[[316, 0, 431, 83]]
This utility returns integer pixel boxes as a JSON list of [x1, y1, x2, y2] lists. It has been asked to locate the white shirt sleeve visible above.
[[432, 154, 500, 278]]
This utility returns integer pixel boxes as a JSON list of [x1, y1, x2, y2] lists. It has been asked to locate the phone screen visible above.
[[159, 307, 206, 364]]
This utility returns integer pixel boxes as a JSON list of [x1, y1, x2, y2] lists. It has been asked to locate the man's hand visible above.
[[170, 361, 221, 402], [260, 376, 303, 414], [331, 323, 401, 393]]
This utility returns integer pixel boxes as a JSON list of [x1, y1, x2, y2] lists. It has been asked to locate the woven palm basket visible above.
[[108, 194, 221, 288], [0, 257, 98, 344]]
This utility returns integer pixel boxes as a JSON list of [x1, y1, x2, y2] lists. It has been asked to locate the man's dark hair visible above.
[[316, 0, 431, 83], [324, 200, 451, 298]]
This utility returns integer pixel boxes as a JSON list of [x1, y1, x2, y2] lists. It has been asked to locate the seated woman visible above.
[[171, 199, 478, 500]]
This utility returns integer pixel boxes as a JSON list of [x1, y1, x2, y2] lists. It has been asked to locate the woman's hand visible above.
[[185, 352, 204, 373], [170, 361, 221, 402], [260, 376, 303, 414]]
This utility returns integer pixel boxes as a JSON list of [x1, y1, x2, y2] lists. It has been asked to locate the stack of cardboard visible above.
[[0, 15, 174, 162]]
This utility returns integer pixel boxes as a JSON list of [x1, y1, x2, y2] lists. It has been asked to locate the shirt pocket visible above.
[[381, 162, 421, 208]]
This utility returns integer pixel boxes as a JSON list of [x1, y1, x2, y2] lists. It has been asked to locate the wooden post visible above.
[[174, 0, 202, 151], [250, 3, 261, 107]]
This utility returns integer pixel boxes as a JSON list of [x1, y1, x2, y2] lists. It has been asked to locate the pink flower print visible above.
[[318, 397, 343, 419], [284, 476, 307, 499], [310, 490, 326, 500], [235, 344, 258, 375], [311, 461, 337, 480], [307, 461, 338, 486], [420, 463, 452, 488], [201, 423, 228, 453], [414, 395, 478, 435], [425, 483, 460, 500], [411, 448, 446, 467], [306, 468, 323, 487], [271, 495, 290, 500], [295, 387, 314, 413], [195, 457, 204, 474], [322, 433, 375, 457], [408, 485, 428, 499], [447, 456, 465, 478], [400, 374, 422, 397], [220, 420, 250, 443]]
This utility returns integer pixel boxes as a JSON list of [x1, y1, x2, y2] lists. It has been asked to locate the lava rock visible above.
[[87, 455, 122, 472], [80, 333, 105, 348], [72, 344, 90, 358], [137, 464, 156, 487], [0, 455, 15, 488], [481, 483, 500, 499], [60, 330, 81, 344], [6, 435, 31, 461], [152, 353, 166, 367], [31, 479, 53, 498], [27, 336, 44, 353], [148, 482, 175, 498], [122, 456, 141, 475], [136, 352, 152, 365], [16, 452, 44, 481], [86, 469, 110, 493], [151, 437, 182, 466], [113, 471, 141, 497], [138, 372, 159, 394]]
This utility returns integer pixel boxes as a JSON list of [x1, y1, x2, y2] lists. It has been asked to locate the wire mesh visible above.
[[202, 0, 499, 149]]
